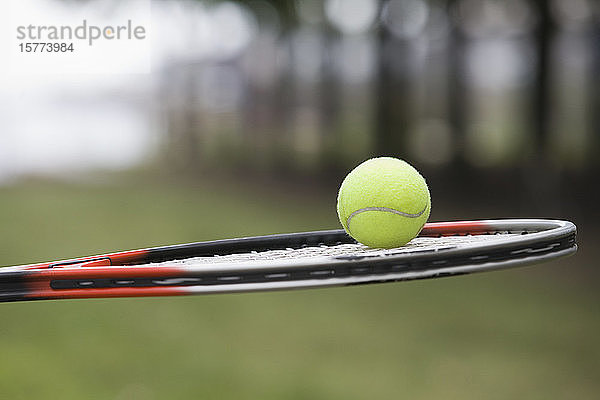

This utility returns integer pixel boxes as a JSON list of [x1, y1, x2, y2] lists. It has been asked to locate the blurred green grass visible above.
[[0, 178, 597, 400]]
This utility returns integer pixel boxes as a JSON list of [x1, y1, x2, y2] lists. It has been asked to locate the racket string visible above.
[[142, 234, 521, 267]]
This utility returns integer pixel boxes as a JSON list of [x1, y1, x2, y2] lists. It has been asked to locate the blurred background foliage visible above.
[[0, 0, 599, 398], [156, 0, 599, 220]]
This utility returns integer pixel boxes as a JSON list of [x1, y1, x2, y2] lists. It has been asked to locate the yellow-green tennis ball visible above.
[[337, 157, 431, 248]]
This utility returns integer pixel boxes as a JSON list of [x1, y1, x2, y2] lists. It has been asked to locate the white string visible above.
[[143, 234, 518, 267]]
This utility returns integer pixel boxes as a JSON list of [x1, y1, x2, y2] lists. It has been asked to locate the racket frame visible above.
[[0, 219, 577, 302]]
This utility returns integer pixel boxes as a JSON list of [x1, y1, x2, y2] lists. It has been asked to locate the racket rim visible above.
[[1, 218, 576, 274], [0, 218, 577, 303]]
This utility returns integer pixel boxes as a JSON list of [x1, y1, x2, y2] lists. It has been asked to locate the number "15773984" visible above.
[[19, 42, 74, 52]]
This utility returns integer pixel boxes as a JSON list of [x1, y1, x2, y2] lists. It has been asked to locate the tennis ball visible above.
[[337, 157, 431, 248]]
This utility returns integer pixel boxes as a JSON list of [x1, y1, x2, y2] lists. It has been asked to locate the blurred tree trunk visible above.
[[374, 0, 410, 157], [164, 63, 202, 174], [589, 18, 600, 172], [273, 33, 296, 173], [522, 0, 560, 214], [583, 14, 600, 218], [182, 64, 202, 172], [319, 23, 341, 170], [532, 0, 551, 156], [447, 0, 468, 168]]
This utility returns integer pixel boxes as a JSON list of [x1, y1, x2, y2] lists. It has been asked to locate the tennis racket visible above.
[[0, 219, 576, 303]]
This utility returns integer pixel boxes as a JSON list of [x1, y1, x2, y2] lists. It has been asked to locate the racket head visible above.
[[0, 219, 577, 302]]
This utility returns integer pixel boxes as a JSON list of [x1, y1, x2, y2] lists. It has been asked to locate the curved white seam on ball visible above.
[[346, 205, 428, 230]]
